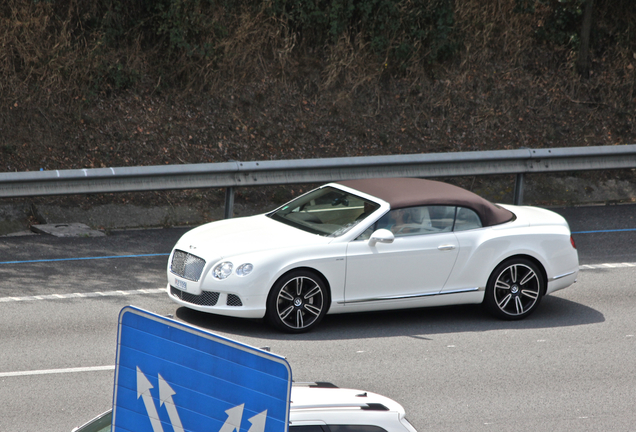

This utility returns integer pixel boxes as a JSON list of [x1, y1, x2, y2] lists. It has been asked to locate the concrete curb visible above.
[[0, 201, 269, 237], [30, 223, 106, 237]]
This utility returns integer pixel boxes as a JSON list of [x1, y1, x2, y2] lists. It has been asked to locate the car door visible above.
[[344, 206, 460, 304]]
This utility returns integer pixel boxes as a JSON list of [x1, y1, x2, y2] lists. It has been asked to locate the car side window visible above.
[[426, 206, 456, 233], [290, 426, 328, 432], [355, 205, 457, 240], [355, 225, 376, 241], [328, 425, 389, 432], [291, 425, 388, 432], [454, 207, 482, 231], [374, 206, 436, 237]]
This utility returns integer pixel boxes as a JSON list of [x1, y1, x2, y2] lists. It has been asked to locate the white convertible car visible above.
[[167, 178, 579, 332]]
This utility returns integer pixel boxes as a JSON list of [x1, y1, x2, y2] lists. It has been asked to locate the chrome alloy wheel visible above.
[[484, 258, 545, 320], [493, 263, 541, 316], [276, 276, 324, 329], [267, 270, 329, 333]]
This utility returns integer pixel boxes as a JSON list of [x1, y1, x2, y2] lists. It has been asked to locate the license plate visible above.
[[174, 278, 187, 291]]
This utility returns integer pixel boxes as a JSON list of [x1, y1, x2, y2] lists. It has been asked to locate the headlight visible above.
[[212, 262, 233, 280], [236, 263, 254, 277]]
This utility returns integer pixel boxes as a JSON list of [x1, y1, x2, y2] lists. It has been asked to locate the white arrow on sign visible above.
[[158, 373, 185, 432], [135, 367, 269, 432], [219, 404, 245, 432], [247, 410, 268, 432], [137, 366, 165, 432]]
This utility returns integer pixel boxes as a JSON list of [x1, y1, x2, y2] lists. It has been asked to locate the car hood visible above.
[[174, 214, 330, 259]]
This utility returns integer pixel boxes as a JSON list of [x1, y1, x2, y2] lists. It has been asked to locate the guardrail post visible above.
[[513, 173, 525, 205], [224, 187, 235, 219]]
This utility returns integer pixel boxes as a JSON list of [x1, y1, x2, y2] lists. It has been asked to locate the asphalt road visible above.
[[0, 204, 635, 432]]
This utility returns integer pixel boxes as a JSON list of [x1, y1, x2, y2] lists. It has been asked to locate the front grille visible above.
[[170, 250, 205, 281], [227, 294, 243, 307], [170, 286, 219, 306]]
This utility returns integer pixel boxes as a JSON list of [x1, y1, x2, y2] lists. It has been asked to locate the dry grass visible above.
[[0, 0, 634, 180], [1, 0, 634, 99]]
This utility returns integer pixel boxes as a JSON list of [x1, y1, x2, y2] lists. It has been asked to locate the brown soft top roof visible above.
[[338, 177, 514, 227]]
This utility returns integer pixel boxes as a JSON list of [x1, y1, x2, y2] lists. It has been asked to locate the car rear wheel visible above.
[[266, 270, 329, 333], [484, 258, 544, 320]]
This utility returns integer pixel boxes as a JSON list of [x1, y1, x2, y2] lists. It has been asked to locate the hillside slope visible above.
[[1, 0, 634, 212]]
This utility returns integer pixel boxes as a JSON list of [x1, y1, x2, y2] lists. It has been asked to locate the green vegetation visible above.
[[3, 0, 633, 98]]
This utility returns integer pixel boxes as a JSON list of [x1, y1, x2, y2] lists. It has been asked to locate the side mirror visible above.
[[368, 229, 394, 247]]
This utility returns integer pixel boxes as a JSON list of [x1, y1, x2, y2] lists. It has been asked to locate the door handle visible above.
[[438, 244, 456, 251]]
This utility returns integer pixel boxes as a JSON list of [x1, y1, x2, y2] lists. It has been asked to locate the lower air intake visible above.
[[227, 294, 243, 307], [170, 286, 219, 306]]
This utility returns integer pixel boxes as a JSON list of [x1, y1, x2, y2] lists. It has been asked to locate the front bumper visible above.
[[166, 284, 267, 319]]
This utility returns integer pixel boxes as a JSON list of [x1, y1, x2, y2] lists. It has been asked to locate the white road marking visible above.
[[0, 365, 115, 378], [0, 287, 165, 303], [579, 262, 636, 270]]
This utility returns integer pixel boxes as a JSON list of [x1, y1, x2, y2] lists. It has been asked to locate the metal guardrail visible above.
[[1, 145, 635, 218]]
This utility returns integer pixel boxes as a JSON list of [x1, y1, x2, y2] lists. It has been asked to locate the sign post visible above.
[[112, 306, 292, 432]]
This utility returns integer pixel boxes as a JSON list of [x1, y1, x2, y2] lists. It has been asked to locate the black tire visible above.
[[266, 270, 329, 333], [483, 258, 545, 320]]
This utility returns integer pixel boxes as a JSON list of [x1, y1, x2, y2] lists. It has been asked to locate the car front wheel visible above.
[[484, 258, 544, 320], [266, 270, 329, 333]]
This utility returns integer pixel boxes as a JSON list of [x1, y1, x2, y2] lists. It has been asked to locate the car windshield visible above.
[[268, 186, 380, 237]]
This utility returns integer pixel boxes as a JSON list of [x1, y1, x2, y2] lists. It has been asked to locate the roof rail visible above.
[[292, 381, 339, 388], [292, 403, 390, 412]]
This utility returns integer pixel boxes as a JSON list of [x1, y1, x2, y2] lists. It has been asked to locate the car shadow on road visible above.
[[175, 295, 604, 341]]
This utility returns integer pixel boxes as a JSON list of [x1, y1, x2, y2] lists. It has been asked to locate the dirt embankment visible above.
[[1, 0, 634, 218]]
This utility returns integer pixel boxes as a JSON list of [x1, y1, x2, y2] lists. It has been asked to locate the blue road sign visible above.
[[112, 306, 292, 432]]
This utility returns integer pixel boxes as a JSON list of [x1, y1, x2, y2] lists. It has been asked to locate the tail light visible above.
[[570, 235, 577, 249]]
